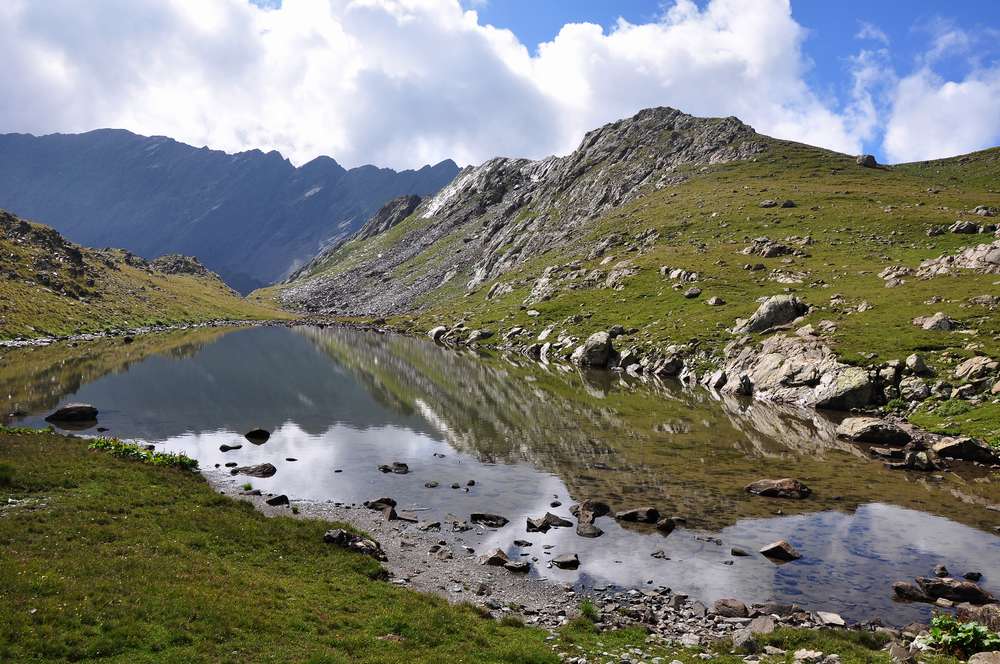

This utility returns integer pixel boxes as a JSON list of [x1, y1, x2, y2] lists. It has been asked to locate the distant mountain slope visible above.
[[0, 130, 459, 292], [0, 209, 285, 339]]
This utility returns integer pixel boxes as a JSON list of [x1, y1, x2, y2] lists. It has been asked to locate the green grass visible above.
[[909, 400, 1000, 446], [88, 438, 199, 470]]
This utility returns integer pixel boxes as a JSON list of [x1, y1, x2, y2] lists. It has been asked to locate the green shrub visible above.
[[884, 398, 908, 413], [88, 438, 198, 471], [579, 599, 599, 622], [928, 614, 1000, 657]]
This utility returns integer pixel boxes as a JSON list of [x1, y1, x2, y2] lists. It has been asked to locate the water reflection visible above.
[[7, 325, 999, 624]]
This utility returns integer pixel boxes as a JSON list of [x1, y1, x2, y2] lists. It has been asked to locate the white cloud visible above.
[[883, 66, 1000, 162], [0, 0, 976, 170], [856, 21, 889, 46]]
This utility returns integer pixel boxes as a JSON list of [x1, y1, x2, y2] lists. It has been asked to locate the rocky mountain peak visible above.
[[281, 107, 768, 315]]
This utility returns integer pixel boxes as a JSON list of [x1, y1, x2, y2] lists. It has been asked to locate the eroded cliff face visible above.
[[281, 107, 767, 315]]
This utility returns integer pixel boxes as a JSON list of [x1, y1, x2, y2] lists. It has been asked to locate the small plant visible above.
[[88, 438, 198, 471], [884, 398, 907, 413], [291, 506, 300, 515], [928, 614, 1000, 657], [579, 599, 599, 622], [242, 483, 253, 491]]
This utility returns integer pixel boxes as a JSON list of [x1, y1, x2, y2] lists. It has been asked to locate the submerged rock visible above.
[[470, 513, 509, 528], [614, 506, 660, 523], [745, 478, 811, 499]]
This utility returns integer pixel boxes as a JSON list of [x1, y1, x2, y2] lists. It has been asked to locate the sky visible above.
[[1, 0, 998, 170]]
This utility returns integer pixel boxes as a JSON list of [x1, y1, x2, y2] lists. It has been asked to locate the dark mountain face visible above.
[[0, 129, 459, 292]]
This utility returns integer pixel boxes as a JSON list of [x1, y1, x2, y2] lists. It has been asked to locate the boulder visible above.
[[734, 295, 808, 334], [428, 326, 447, 342], [745, 478, 811, 499], [968, 653, 1000, 664], [899, 376, 930, 401], [265, 494, 289, 507], [324, 529, 387, 561], [230, 463, 277, 478], [713, 598, 749, 617], [760, 540, 801, 561], [219, 443, 242, 452], [856, 154, 877, 168], [614, 506, 660, 523], [479, 548, 509, 566], [45, 403, 98, 422], [551, 553, 580, 569], [836, 417, 911, 445], [470, 513, 509, 528], [954, 355, 999, 381], [931, 437, 999, 463], [706, 296, 726, 306], [816, 611, 845, 627], [905, 353, 930, 375], [244, 428, 270, 444], [814, 366, 873, 410], [950, 220, 981, 234], [913, 312, 953, 331], [655, 517, 676, 535], [571, 331, 615, 368]]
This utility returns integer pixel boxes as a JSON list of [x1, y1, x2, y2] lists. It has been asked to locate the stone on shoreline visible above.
[[324, 528, 387, 561], [551, 553, 580, 569], [470, 513, 510, 528], [614, 507, 660, 523]]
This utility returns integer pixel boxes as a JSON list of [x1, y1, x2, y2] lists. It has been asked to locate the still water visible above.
[[5, 325, 999, 625]]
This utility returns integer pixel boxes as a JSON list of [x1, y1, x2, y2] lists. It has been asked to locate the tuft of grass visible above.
[[88, 438, 198, 470], [499, 615, 525, 628], [579, 599, 599, 622], [241, 482, 253, 491]]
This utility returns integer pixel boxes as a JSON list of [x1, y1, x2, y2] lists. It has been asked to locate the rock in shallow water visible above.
[[230, 463, 277, 478], [760, 540, 801, 561], [836, 417, 911, 445], [244, 428, 270, 444], [745, 478, 811, 499], [45, 403, 98, 422]]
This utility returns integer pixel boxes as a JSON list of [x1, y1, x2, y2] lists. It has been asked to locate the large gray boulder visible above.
[[734, 295, 808, 334], [931, 437, 999, 463], [814, 366, 873, 411], [45, 403, 98, 422], [571, 331, 615, 368]]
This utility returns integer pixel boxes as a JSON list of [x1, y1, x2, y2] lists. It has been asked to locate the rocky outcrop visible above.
[[281, 107, 768, 314], [836, 417, 911, 445], [721, 335, 874, 411], [916, 239, 1000, 277]]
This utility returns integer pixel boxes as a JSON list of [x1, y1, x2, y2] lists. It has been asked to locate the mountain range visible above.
[[0, 130, 459, 292]]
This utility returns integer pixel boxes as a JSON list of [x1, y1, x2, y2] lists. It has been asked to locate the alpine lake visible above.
[[3, 324, 998, 626]]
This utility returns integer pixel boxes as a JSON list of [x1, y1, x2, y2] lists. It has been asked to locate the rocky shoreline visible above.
[[0, 318, 287, 349]]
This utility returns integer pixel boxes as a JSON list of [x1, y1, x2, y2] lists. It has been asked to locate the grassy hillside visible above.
[[272, 134, 1000, 443], [0, 209, 289, 340]]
